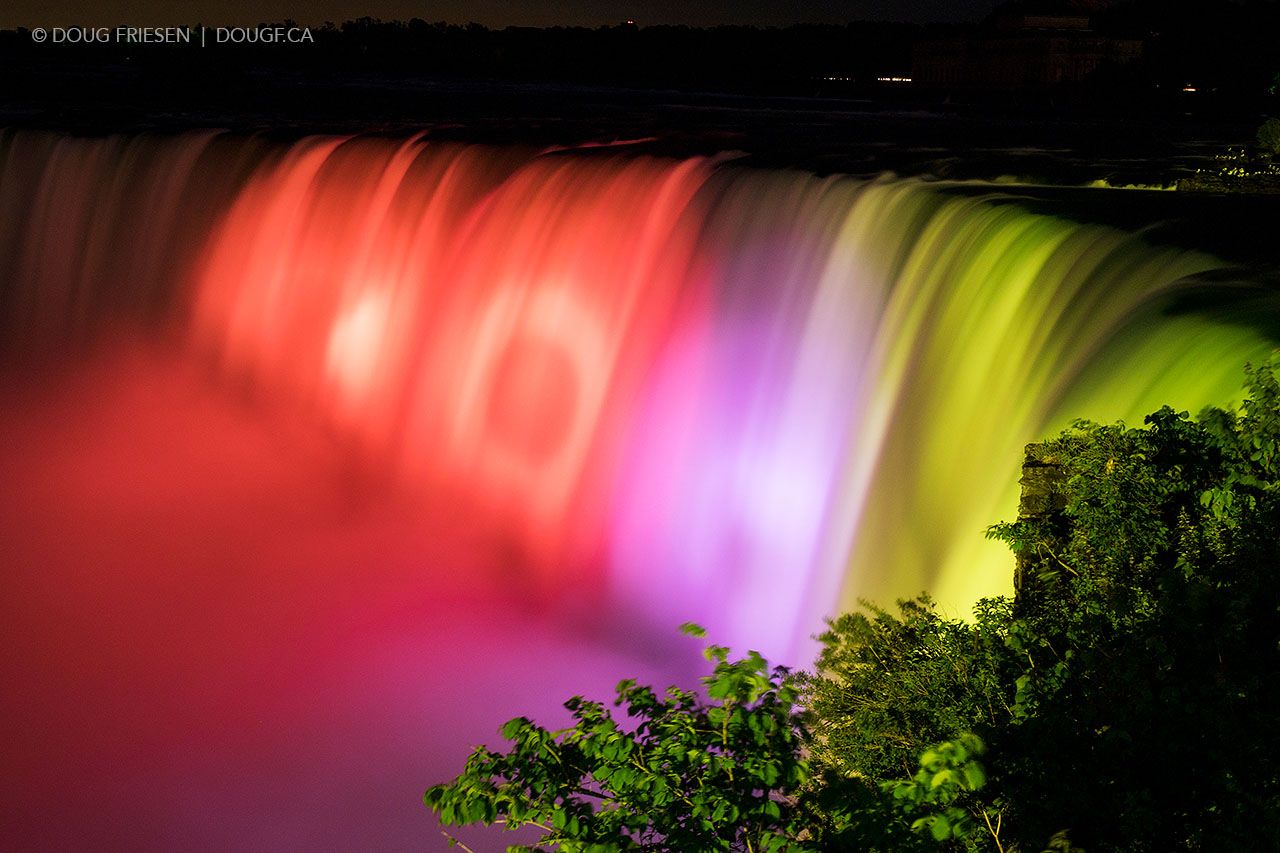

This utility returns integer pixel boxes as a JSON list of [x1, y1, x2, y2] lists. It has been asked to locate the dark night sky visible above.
[[1, 1, 1000, 28]]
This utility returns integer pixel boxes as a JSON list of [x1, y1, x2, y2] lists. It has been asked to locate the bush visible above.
[[425, 624, 822, 851], [792, 361, 1280, 850], [982, 362, 1280, 850], [1258, 117, 1280, 156], [424, 622, 980, 851]]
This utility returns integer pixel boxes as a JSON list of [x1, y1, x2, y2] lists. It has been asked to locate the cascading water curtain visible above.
[[2, 128, 1275, 660]]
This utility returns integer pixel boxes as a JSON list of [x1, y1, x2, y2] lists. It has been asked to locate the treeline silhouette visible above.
[[0, 20, 923, 93], [0, 0, 1275, 120]]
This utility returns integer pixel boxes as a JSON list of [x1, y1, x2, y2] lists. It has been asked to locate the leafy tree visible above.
[[985, 362, 1280, 850], [425, 622, 984, 852], [803, 602, 1017, 852], [807, 361, 1280, 851], [1258, 117, 1280, 156], [885, 734, 995, 847], [426, 623, 821, 852], [804, 597, 1014, 782]]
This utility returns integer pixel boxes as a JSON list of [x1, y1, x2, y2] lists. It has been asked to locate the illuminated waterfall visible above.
[[2, 129, 1275, 659]]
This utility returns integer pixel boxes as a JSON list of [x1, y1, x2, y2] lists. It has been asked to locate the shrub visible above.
[[1258, 117, 1280, 156]]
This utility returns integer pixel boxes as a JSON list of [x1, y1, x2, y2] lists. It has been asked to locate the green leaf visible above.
[[962, 763, 986, 790]]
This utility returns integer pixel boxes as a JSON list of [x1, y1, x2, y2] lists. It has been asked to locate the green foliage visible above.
[[425, 627, 981, 851], [1258, 117, 1280, 156], [804, 597, 1014, 781], [885, 734, 990, 844], [804, 601, 1019, 853], [425, 627, 821, 851], [808, 361, 1280, 851], [982, 360, 1280, 850]]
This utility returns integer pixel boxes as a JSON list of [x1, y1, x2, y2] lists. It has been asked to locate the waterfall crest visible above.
[[3, 129, 1273, 658]]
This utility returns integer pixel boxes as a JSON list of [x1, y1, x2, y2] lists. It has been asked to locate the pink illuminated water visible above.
[[1, 129, 1275, 850], [0, 342, 703, 851]]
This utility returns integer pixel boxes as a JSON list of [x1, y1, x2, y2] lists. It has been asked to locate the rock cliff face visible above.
[[1014, 443, 1067, 603]]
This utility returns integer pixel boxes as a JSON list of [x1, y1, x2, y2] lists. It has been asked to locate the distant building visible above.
[[913, 1, 1142, 89]]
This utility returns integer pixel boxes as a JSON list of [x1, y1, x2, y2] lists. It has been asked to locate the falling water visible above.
[[2, 129, 1276, 658], [1, 129, 1277, 850]]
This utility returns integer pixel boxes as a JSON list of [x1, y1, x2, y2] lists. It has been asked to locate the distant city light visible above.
[[819, 75, 912, 83]]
